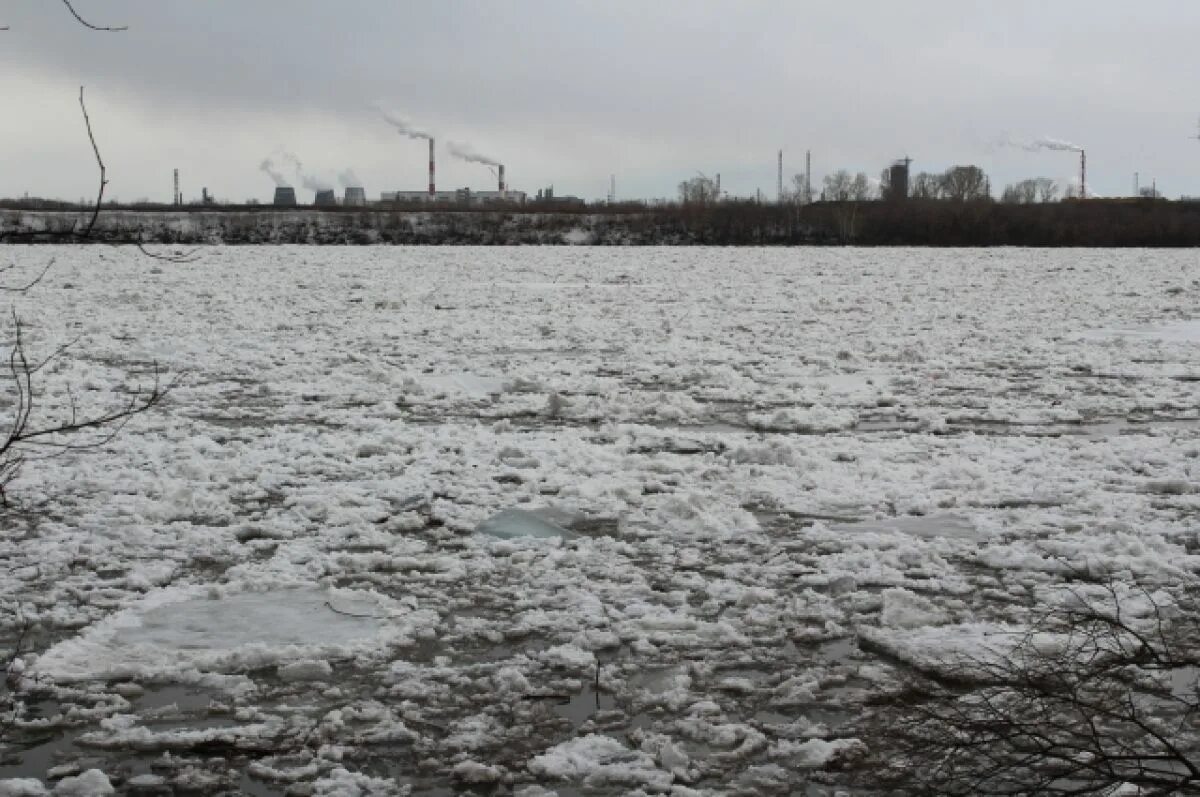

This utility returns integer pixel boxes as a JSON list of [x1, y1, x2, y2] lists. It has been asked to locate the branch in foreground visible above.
[[859, 578, 1200, 796], [78, 85, 106, 239], [0, 313, 179, 507], [134, 243, 201, 264], [1, 1, 127, 33], [0, 260, 54, 294], [59, 0, 126, 31]]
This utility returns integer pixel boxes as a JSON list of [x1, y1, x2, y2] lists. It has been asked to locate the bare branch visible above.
[[133, 243, 201, 263], [860, 572, 1200, 795], [58, 0, 126, 31], [0, 314, 180, 507], [78, 86, 107, 239], [0, 260, 55, 294]]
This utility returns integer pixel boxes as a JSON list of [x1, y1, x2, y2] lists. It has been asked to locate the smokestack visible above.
[[498, 164, 506, 197], [429, 138, 436, 197], [1080, 150, 1086, 200], [173, 168, 180, 206], [777, 149, 783, 203], [805, 150, 812, 204]]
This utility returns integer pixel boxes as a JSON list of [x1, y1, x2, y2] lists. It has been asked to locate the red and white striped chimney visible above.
[[498, 164, 506, 197], [428, 138, 435, 197]]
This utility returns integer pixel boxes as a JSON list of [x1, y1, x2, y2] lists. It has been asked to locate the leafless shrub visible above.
[[860, 572, 1200, 795], [0, 609, 31, 744], [0, 311, 175, 507], [0, 8, 179, 753]]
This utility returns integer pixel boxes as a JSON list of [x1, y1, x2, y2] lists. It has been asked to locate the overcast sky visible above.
[[2, 1, 1198, 203]]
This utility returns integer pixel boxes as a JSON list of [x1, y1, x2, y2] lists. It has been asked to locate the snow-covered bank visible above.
[[0, 209, 640, 246], [0, 246, 1197, 794]]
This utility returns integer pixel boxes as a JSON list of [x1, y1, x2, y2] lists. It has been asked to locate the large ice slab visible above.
[[1084, 319, 1200, 344], [476, 508, 580, 541], [419, 373, 506, 399], [35, 585, 428, 683], [831, 514, 977, 540]]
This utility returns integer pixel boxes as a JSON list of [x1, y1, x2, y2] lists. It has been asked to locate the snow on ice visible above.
[[0, 245, 1197, 793]]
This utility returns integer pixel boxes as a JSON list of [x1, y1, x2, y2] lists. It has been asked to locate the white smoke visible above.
[[1000, 134, 1084, 153], [375, 106, 432, 141], [259, 158, 290, 187], [279, 151, 332, 192], [338, 168, 362, 188], [448, 141, 501, 167]]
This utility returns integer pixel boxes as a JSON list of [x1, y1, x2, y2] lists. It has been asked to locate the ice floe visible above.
[[34, 585, 430, 682]]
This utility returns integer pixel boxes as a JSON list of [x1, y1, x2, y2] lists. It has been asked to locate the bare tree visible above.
[[824, 170, 872, 202], [941, 165, 990, 202], [790, 173, 811, 205], [1002, 179, 1038, 204], [823, 170, 854, 201], [1035, 177, 1060, 203], [849, 172, 873, 201], [678, 174, 720, 206], [1004, 178, 1060, 204], [910, 171, 944, 200], [861, 573, 1200, 796]]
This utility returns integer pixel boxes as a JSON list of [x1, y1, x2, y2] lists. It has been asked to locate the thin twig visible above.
[[59, 0, 126, 31], [323, 600, 383, 619], [0, 260, 54, 294], [134, 243, 201, 263]]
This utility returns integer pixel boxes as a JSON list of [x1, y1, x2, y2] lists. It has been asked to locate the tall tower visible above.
[[805, 150, 812, 204], [173, 169, 180, 206], [1080, 150, 1086, 200], [428, 138, 436, 197], [777, 149, 783, 203], [608, 174, 616, 204]]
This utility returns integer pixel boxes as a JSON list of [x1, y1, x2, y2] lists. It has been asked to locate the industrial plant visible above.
[[379, 155, 526, 205], [256, 136, 529, 208], [140, 115, 1181, 211]]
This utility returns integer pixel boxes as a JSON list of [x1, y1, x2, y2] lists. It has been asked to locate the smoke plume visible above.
[[1000, 134, 1084, 153], [259, 158, 290, 187], [279, 151, 332, 192], [338, 168, 362, 188], [375, 106, 432, 141], [447, 141, 501, 167]]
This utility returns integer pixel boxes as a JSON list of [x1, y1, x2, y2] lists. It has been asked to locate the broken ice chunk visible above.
[[476, 508, 580, 541]]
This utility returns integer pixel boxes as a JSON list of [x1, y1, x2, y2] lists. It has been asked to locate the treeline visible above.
[[624, 199, 1200, 246], [5, 200, 1200, 246]]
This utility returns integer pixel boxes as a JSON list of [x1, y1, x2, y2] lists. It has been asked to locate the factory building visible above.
[[534, 186, 585, 207], [381, 189, 527, 205]]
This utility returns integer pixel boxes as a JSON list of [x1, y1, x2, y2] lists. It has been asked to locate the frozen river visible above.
[[0, 246, 1197, 794]]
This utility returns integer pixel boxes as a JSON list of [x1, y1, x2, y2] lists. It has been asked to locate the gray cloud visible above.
[[2, 1, 1200, 202]]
